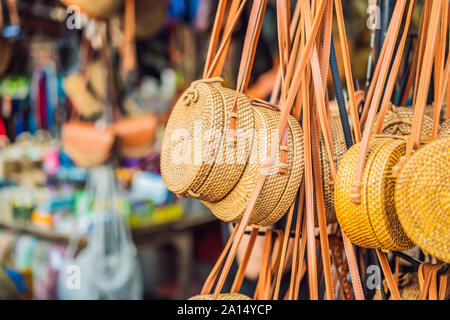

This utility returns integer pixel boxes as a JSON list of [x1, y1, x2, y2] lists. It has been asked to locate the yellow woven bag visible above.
[[335, 136, 414, 251], [395, 137, 450, 263], [161, 78, 254, 203], [205, 102, 304, 226]]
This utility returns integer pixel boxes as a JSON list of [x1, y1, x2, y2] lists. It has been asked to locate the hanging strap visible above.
[[211, 0, 328, 300], [333, 0, 361, 142], [376, 249, 401, 300], [230, 228, 258, 293], [397, 0, 443, 173], [122, 0, 137, 76]]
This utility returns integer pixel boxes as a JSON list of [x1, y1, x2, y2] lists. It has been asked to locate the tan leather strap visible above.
[[273, 204, 295, 300], [211, 0, 327, 301], [200, 223, 239, 295], [254, 229, 272, 300], [122, 0, 137, 76], [230, 227, 258, 293], [209, 0, 244, 77], [432, 1, 449, 139], [376, 249, 401, 300], [373, 0, 417, 135], [350, 0, 409, 203], [438, 271, 449, 300], [204, 0, 249, 79], [333, 0, 361, 142], [6, 0, 19, 26]]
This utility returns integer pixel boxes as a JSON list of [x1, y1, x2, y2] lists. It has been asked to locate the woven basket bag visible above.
[[439, 119, 450, 138], [319, 114, 347, 225], [395, 137, 450, 263], [161, 78, 254, 203], [335, 137, 414, 251], [204, 103, 304, 226], [377, 105, 433, 138]]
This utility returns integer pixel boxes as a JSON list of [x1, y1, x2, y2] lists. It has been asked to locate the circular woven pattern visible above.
[[335, 141, 384, 248], [363, 139, 414, 251], [189, 293, 252, 300], [161, 78, 253, 202], [395, 137, 450, 263], [439, 119, 450, 138], [378, 105, 433, 138], [335, 138, 414, 250], [60, 0, 123, 19], [319, 115, 347, 225], [206, 106, 303, 226]]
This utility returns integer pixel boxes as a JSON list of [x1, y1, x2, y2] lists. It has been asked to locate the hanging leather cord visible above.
[[330, 35, 353, 148], [350, 0, 408, 203], [211, 0, 328, 301], [376, 249, 402, 300]]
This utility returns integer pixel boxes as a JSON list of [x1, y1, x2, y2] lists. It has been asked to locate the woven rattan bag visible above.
[[335, 136, 414, 250], [161, 78, 254, 202], [205, 102, 304, 226], [395, 137, 450, 263], [60, 0, 124, 19]]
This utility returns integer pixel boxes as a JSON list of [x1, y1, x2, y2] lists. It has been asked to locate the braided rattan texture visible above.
[[319, 115, 347, 225], [363, 139, 414, 251], [335, 141, 383, 248], [395, 137, 450, 263], [189, 293, 252, 300], [439, 119, 450, 138], [206, 106, 303, 226], [379, 106, 433, 138], [161, 78, 253, 202]]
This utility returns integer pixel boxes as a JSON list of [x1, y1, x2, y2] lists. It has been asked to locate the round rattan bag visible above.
[[439, 119, 450, 138], [319, 115, 347, 225], [395, 137, 450, 263], [205, 103, 304, 226], [189, 293, 252, 300], [335, 137, 414, 251], [161, 78, 254, 203]]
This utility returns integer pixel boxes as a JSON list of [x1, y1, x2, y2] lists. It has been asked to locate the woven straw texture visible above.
[[161, 78, 253, 202], [378, 105, 433, 138], [395, 137, 450, 263], [189, 293, 252, 300], [363, 139, 414, 251], [335, 138, 414, 250], [319, 115, 347, 225], [439, 119, 450, 138], [206, 105, 303, 226], [373, 274, 421, 300]]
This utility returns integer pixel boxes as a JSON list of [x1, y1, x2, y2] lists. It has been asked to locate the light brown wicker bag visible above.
[[161, 0, 255, 203]]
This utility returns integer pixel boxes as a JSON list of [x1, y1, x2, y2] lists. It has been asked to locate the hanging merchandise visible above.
[[58, 165, 143, 300], [134, 0, 167, 40]]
